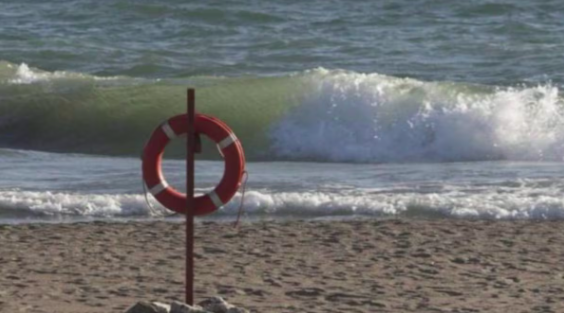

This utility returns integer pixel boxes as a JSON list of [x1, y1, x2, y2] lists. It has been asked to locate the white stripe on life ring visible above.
[[149, 181, 169, 196], [218, 133, 238, 149], [161, 122, 176, 139], [208, 190, 224, 208]]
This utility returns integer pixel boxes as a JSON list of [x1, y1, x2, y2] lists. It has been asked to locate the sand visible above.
[[0, 219, 563, 313]]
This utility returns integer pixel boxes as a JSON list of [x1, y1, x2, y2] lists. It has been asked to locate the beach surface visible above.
[[1, 219, 563, 313]]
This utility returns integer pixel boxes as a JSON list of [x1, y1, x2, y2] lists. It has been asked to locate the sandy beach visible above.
[[1, 219, 563, 313]]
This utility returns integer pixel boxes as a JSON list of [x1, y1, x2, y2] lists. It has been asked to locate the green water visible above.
[[1, 0, 563, 85]]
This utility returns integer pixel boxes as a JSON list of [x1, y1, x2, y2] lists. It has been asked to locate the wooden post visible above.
[[186, 88, 196, 305]]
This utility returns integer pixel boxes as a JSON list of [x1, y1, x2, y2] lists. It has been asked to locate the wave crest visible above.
[[271, 69, 564, 162], [1, 62, 563, 163]]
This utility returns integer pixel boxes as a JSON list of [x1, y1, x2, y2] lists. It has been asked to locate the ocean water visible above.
[[1, 0, 564, 222]]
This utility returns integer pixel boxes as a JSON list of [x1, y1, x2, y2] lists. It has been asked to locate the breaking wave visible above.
[[1, 61, 563, 163], [2, 186, 564, 221]]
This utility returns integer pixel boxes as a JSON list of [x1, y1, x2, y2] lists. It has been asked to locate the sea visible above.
[[1, 0, 564, 223]]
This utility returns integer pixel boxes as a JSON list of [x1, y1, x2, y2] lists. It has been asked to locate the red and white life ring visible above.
[[142, 114, 245, 216]]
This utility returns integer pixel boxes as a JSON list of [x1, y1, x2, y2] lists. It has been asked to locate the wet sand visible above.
[[0, 219, 563, 313]]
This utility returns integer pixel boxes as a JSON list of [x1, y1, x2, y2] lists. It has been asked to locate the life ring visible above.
[[142, 114, 245, 216]]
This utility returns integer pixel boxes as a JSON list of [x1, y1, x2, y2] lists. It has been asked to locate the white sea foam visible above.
[[3, 186, 564, 220], [5, 63, 120, 84], [0, 190, 168, 217], [222, 187, 564, 219], [272, 69, 564, 163], [7, 63, 72, 84]]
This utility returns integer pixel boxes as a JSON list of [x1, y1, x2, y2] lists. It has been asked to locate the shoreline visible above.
[[1, 219, 563, 313]]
